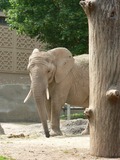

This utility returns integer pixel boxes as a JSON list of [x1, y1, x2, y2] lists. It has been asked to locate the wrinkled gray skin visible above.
[[25, 47, 89, 138]]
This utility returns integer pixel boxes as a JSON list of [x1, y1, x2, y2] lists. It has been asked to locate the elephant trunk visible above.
[[31, 75, 50, 138]]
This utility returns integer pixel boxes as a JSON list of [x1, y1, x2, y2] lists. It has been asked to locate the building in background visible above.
[[0, 11, 45, 122]]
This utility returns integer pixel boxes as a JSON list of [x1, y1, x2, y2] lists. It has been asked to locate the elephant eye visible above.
[[45, 58, 50, 63], [47, 70, 50, 73], [30, 63, 35, 69]]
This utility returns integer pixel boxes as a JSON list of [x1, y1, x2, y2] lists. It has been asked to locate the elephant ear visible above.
[[48, 47, 74, 83]]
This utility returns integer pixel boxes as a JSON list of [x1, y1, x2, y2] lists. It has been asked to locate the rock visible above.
[[61, 119, 88, 135]]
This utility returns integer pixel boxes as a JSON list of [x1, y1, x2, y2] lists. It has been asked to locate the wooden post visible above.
[[80, 0, 120, 157], [66, 103, 71, 120]]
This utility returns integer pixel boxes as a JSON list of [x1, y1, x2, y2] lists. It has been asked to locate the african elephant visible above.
[[24, 47, 89, 138]]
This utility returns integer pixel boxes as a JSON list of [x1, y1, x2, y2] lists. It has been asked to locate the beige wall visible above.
[[0, 73, 40, 122], [0, 23, 45, 122], [0, 11, 5, 17], [0, 25, 44, 74]]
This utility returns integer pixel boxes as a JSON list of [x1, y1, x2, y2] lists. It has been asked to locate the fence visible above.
[[62, 104, 84, 120]]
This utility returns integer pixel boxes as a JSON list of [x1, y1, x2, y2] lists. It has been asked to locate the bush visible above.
[[60, 112, 86, 120]]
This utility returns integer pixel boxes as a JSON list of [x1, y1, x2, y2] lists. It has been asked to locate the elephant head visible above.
[[24, 47, 74, 137]]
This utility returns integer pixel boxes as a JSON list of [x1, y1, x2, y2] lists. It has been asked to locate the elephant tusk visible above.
[[24, 89, 32, 103], [46, 88, 50, 100], [23, 73, 32, 103], [29, 73, 32, 81]]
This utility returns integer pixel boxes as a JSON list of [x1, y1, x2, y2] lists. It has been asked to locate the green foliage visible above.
[[0, 156, 14, 160], [1, 0, 88, 54], [0, 0, 10, 10], [60, 112, 86, 120]]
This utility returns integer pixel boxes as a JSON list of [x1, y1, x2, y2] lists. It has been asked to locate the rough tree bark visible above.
[[80, 0, 120, 158]]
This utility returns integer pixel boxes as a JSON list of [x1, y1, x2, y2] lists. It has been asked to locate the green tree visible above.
[[0, 0, 10, 10], [1, 0, 88, 55]]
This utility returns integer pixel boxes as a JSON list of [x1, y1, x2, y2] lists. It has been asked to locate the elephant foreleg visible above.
[[50, 103, 62, 136]]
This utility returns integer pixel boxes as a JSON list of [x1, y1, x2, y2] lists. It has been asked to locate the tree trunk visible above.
[[80, 0, 120, 158]]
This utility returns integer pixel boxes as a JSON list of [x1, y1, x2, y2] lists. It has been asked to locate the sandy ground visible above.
[[0, 119, 119, 160]]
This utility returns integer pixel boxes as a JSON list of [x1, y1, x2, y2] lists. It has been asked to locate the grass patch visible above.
[[63, 150, 69, 154], [60, 112, 86, 120], [0, 156, 15, 160]]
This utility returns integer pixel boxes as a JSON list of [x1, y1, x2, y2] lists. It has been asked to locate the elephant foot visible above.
[[81, 128, 89, 135], [50, 129, 63, 137], [81, 121, 89, 135]]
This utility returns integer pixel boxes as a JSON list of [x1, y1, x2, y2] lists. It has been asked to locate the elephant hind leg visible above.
[[81, 121, 89, 135], [50, 128, 63, 137]]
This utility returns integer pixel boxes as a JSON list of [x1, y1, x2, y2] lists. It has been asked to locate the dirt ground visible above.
[[0, 119, 119, 160]]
